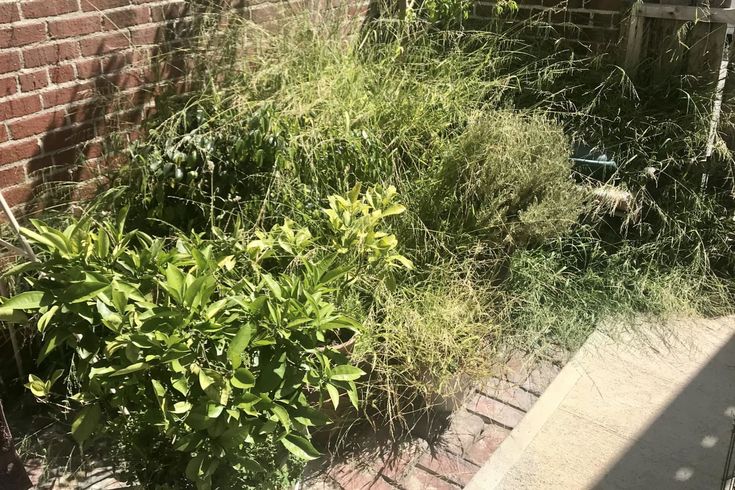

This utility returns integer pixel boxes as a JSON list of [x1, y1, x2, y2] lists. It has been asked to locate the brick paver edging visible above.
[[301, 354, 563, 490]]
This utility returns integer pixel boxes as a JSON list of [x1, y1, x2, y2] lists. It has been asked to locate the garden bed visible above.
[[1, 8, 734, 489]]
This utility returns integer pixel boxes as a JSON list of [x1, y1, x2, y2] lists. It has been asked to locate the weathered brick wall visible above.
[[472, 0, 626, 51], [0, 0, 371, 212]]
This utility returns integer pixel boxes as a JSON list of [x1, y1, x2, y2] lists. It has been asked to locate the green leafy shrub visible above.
[[1, 186, 410, 489]]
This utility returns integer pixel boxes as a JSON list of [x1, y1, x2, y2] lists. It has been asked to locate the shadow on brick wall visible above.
[[15, 1, 234, 218]]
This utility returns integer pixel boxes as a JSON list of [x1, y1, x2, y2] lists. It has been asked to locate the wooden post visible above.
[[705, 24, 730, 158], [624, 2, 646, 78]]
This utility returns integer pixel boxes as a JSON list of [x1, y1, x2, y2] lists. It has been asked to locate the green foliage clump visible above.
[[353, 266, 497, 426], [1, 186, 411, 489], [427, 112, 583, 248], [113, 20, 582, 265]]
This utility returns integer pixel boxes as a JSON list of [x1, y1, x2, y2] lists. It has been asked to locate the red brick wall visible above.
[[472, 0, 625, 51], [0, 0, 371, 212]]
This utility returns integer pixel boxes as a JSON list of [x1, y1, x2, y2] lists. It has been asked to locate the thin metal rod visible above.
[[0, 280, 24, 381], [0, 192, 36, 261], [0, 238, 28, 258], [0, 190, 36, 382]]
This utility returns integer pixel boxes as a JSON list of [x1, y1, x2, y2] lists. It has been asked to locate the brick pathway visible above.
[[301, 354, 563, 490]]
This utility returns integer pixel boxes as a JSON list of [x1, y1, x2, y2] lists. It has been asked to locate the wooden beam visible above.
[[641, 4, 735, 24], [624, 2, 646, 77]]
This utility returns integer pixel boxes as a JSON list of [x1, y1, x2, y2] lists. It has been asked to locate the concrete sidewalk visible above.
[[466, 316, 735, 490]]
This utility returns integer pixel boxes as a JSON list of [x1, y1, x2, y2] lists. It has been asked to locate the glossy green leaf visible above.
[[227, 324, 253, 368], [25, 374, 49, 397], [66, 281, 109, 304], [37, 305, 59, 332], [172, 376, 189, 396], [330, 365, 365, 382], [230, 367, 255, 389], [1, 291, 47, 311], [262, 274, 283, 300], [325, 383, 340, 410], [271, 404, 291, 430], [280, 433, 320, 461], [37, 330, 70, 364], [96, 228, 110, 258], [173, 401, 193, 414], [71, 404, 101, 445], [165, 264, 185, 303], [110, 362, 148, 377], [0, 308, 27, 323]]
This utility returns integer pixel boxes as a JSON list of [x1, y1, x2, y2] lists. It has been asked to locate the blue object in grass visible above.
[[571, 143, 617, 181]]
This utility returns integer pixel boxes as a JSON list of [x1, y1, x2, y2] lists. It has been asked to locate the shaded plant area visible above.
[[1, 7, 734, 489]]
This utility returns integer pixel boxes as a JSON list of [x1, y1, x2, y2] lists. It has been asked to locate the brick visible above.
[[76, 59, 102, 79], [463, 425, 510, 466], [53, 147, 84, 167], [300, 474, 341, 489], [440, 409, 487, 456], [373, 439, 428, 483], [591, 12, 614, 27], [480, 378, 539, 411], [0, 76, 17, 97], [403, 467, 459, 490], [100, 51, 133, 73], [250, 4, 283, 23], [19, 70, 49, 93], [9, 111, 66, 139], [0, 95, 42, 121], [151, 2, 188, 21], [0, 164, 26, 188], [328, 463, 397, 490], [83, 142, 103, 159], [26, 155, 57, 176], [520, 361, 560, 396], [42, 83, 96, 109], [549, 9, 567, 23], [585, 0, 621, 9], [24, 42, 80, 69], [0, 23, 48, 48], [21, 0, 78, 18], [82, 0, 131, 11], [466, 394, 526, 429], [130, 25, 163, 45], [73, 177, 107, 201], [42, 124, 95, 153], [0, 52, 21, 74], [49, 15, 102, 39], [102, 6, 151, 30], [49, 65, 76, 84], [2, 184, 34, 208], [570, 11, 592, 26], [65, 102, 104, 124], [416, 449, 479, 486], [0, 3, 20, 23], [0, 124, 6, 143], [0, 140, 41, 166], [107, 70, 145, 90], [80, 33, 130, 56]]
